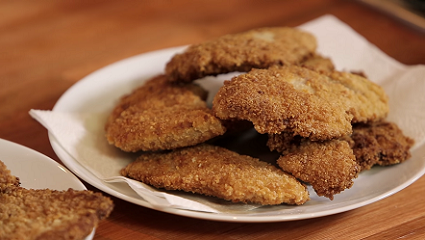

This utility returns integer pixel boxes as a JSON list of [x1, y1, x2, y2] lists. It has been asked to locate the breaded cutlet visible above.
[[105, 74, 208, 129], [107, 105, 226, 152], [0, 187, 113, 240], [212, 66, 354, 140], [165, 27, 317, 82], [349, 121, 415, 171], [330, 71, 389, 124], [212, 65, 389, 140], [121, 144, 310, 205], [268, 120, 414, 198], [276, 139, 359, 200], [105, 75, 226, 152]]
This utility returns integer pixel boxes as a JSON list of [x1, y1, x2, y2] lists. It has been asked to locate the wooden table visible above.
[[1, 1, 424, 239]]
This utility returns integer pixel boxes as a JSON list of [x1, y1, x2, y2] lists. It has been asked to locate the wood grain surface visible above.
[[1, 0, 424, 239]]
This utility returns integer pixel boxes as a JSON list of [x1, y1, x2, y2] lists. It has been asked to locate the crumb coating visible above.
[[277, 140, 359, 200], [105, 75, 226, 152], [329, 71, 389, 123], [121, 144, 309, 205], [0, 187, 113, 240], [165, 27, 317, 82], [349, 121, 415, 171], [212, 66, 353, 140]]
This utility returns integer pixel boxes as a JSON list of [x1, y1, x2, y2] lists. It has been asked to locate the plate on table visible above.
[[48, 16, 425, 222], [0, 138, 94, 240], [48, 49, 425, 222]]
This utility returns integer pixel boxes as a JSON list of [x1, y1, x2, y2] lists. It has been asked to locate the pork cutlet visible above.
[[165, 27, 317, 82], [105, 75, 226, 152], [121, 144, 310, 205]]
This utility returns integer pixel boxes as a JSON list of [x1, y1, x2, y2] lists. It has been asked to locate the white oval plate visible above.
[[0, 138, 94, 239], [48, 44, 425, 222]]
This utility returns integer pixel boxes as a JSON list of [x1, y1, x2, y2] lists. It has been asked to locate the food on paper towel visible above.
[[103, 26, 414, 204]]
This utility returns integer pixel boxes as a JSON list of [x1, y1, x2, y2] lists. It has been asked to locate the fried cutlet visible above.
[[329, 71, 389, 123], [0, 187, 113, 240], [165, 27, 317, 82], [106, 105, 226, 152], [105, 74, 208, 129], [121, 144, 310, 205], [276, 139, 359, 200], [212, 65, 390, 140], [105, 75, 226, 152], [268, 120, 414, 198], [0, 160, 19, 187], [212, 66, 354, 140], [349, 121, 415, 171]]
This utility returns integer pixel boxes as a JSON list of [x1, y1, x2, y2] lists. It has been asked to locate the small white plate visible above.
[[48, 15, 425, 222], [0, 138, 94, 239]]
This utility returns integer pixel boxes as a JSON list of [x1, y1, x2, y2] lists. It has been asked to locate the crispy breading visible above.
[[349, 121, 415, 171], [300, 54, 335, 75], [330, 71, 389, 123], [212, 66, 353, 140], [212, 65, 390, 140], [106, 75, 226, 152], [269, 121, 415, 173], [0, 187, 113, 240], [165, 27, 317, 82], [106, 75, 208, 129], [276, 139, 359, 200], [0, 160, 19, 187], [106, 106, 226, 152], [121, 144, 310, 205]]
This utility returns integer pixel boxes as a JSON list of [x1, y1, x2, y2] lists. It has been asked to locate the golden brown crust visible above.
[[212, 65, 390, 141], [106, 106, 226, 152], [269, 121, 415, 173], [0, 187, 114, 240], [121, 144, 310, 205], [105, 75, 226, 152], [276, 140, 359, 200], [212, 66, 353, 140], [165, 27, 317, 82], [0, 160, 20, 187], [299, 54, 335, 75], [329, 71, 389, 123], [105, 75, 208, 129], [350, 121, 415, 171]]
